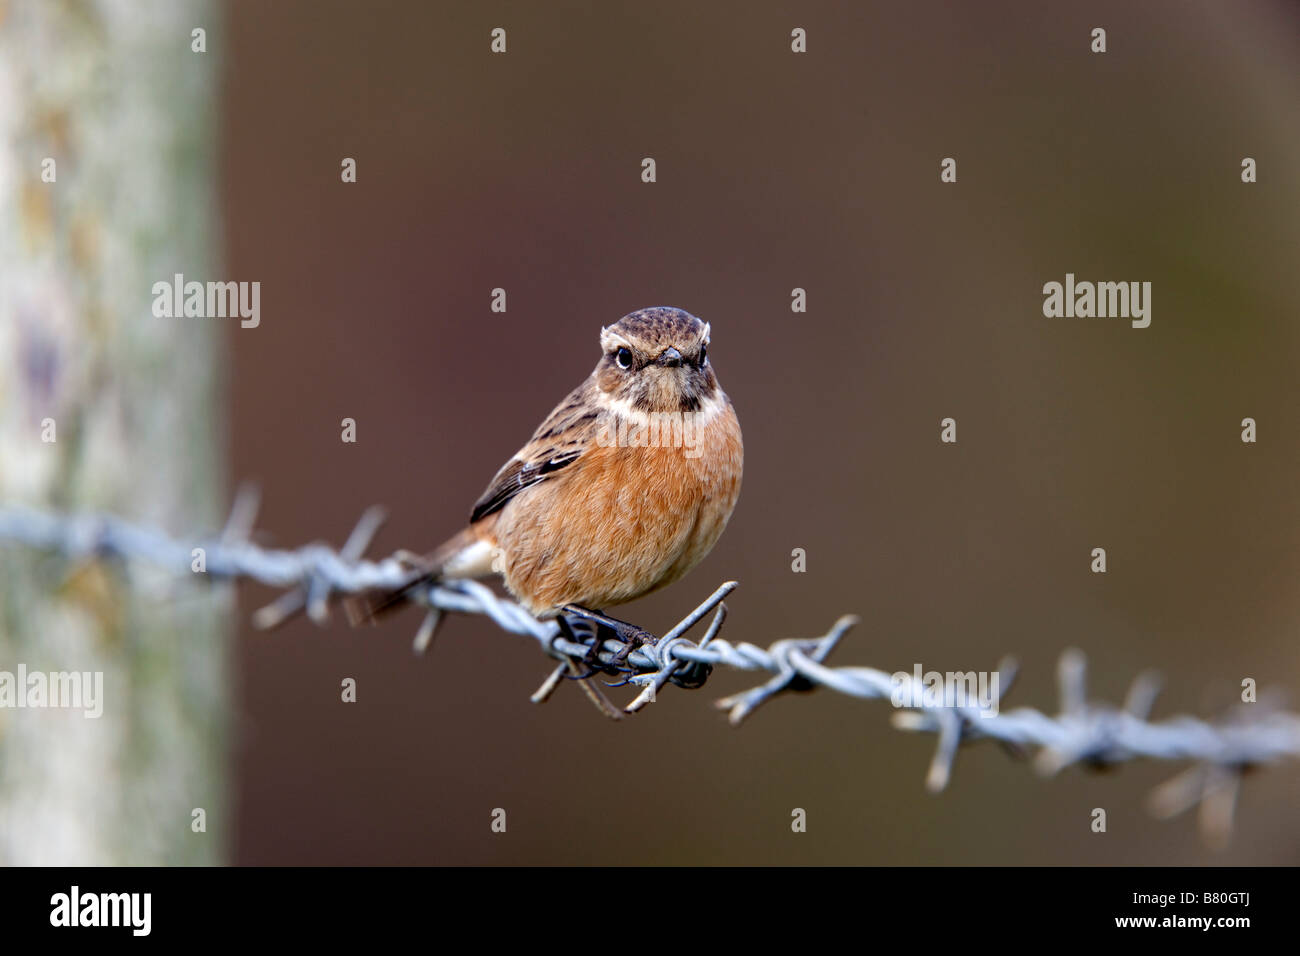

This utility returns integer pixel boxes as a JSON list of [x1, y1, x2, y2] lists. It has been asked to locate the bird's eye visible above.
[[615, 347, 633, 370], [699, 344, 707, 365]]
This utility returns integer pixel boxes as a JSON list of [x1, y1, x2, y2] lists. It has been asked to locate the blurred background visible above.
[[2, 0, 1298, 864]]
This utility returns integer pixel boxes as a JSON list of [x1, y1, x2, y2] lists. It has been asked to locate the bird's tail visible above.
[[343, 526, 496, 625]]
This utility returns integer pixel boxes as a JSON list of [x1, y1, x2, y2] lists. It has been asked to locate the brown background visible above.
[[221, 1, 1300, 864]]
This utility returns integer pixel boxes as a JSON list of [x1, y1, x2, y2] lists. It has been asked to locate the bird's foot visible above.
[[595, 625, 657, 685], [559, 606, 659, 681]]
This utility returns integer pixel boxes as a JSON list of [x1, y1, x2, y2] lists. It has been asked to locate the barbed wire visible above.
[[1, 493, 1296, 846]]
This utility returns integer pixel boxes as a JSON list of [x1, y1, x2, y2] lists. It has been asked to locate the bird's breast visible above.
[[495, 397, 742, 615]]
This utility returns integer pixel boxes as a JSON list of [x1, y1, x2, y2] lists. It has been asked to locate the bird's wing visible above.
[[469, 384, 599, 524]]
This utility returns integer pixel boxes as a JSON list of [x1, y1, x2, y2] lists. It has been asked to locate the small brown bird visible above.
[[351, 306, 743, 669]]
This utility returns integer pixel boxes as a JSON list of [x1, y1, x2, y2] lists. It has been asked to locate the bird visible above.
[[347, 306, 743, 675]]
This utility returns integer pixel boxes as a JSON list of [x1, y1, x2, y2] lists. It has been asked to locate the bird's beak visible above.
[[658, 347, 683, 367]]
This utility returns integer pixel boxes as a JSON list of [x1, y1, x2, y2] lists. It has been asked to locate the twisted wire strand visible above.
[[1, 497, 1296, 843]]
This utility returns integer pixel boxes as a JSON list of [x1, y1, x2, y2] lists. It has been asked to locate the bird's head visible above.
[[594, 307, 718, 413]]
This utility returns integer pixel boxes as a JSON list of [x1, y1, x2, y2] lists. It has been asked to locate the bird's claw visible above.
[[566, 625, 657, 681], [608, 627, 655, 669]]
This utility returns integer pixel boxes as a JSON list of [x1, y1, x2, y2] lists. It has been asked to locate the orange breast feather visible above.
[[494, 405, 742, 615]]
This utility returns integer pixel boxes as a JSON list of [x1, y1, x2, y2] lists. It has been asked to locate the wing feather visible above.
[[469, 385, 597, 524]]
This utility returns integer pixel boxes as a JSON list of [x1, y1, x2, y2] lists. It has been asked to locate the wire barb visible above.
[[1, 501, 1296, 845]]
